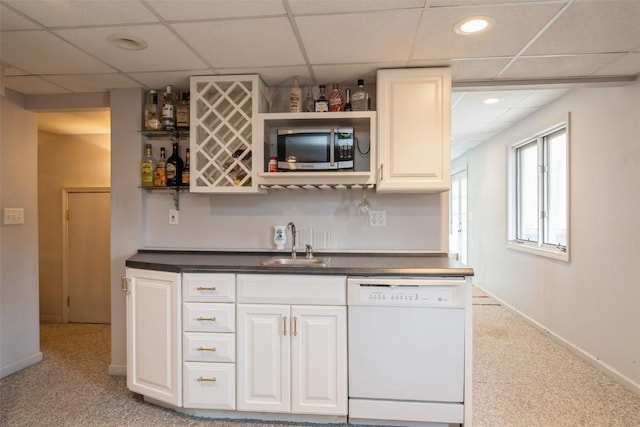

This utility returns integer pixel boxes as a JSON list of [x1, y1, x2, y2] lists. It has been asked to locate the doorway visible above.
[[449, 169, 468, 265], [63, 188, 111, 323]]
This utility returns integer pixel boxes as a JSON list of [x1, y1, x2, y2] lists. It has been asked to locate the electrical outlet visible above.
[[3, 208, 24, 225], [369, 210, 387, 227], [169, 209, 179, 225]]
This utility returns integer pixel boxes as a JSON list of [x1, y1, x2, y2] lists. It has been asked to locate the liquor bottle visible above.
[[302, 86, 314, 112], [328, 83, 343, 112], [141, 144, 155, 187], [181, 148, 190, 186], [314, 85, 329, 112], [154, 147, 166, 186], [144, 90, 161, 131], [289, 77, 302, 113], [351, 79, 369, 111], [161, 85, 176, 131], [176, 91, 190, 130], [165, 142, 184, 187], [344, 88, 352, 111]]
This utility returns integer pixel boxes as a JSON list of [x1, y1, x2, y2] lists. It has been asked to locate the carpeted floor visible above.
[[1, 295, 640, 427]]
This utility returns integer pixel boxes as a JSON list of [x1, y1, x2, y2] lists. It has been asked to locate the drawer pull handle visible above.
[[197, 316, 216, 322], [196, 346, 217, 352], [283, 316, 288, 336], [196, 377, 217, 382], [293, 316, 298, 337], [197, 286, 216, 291]]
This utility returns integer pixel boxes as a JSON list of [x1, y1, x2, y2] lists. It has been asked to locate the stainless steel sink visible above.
[[262, 256, 331, 267]]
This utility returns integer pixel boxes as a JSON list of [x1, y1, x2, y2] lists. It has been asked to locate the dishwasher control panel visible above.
[[347, 277, 468, 307]]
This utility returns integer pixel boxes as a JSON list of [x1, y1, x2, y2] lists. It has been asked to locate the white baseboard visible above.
[[109, 364, 126, 376], [473, 282, 640, 398], [40, 314, 63, 323], [0, 351, 43, 379]]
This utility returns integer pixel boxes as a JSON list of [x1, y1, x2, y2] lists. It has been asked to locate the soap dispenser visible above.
[[273, 225, 287, 250]]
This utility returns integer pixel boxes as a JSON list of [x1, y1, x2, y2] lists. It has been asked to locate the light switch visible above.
[[3, 208, 25, 225]]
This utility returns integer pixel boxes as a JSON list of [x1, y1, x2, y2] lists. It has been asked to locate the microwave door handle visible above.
[[329, 129, 335, 166]]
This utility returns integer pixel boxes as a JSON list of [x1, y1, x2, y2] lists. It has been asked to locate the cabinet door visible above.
[[237, 304, 291, 413], [376, 68, 451, 192], [126, 268, 181, 406], [291, 306, 347, 415], [190, 75, 266, 193]]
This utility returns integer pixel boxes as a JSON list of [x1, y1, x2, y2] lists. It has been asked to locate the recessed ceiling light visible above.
[[483, 98, 500, 104], [454, 16, 495, 35], [107, 34, 148, 50]]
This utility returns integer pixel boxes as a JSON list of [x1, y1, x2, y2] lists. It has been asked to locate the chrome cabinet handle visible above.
[[197, 316, 216, 321], [197, 286, 216, 291], [196, 377, 217, 382], [196, 346, 217, 352], [283, 316, 288, 336]]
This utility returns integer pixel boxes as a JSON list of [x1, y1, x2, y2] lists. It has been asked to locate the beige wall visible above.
[[38, 130, 111, 322]]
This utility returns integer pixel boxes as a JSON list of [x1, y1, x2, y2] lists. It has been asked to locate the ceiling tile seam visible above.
[[283, 0, 316, 86], [406, 4, 434, 67], [496, 0, 575, 78], [18, 74, 74, 93], [140, 0, 220, 75]]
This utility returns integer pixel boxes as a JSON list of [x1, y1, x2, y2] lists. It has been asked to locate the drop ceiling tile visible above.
[[518, 89, 568, 108], [148, 0, 285, 20], [4, 0, 157, 27], [431, 0, 541, 5], [1, 30, 115, 74], [594, 52, 640, 76], [453, 90, 535, 110], [55, 25, 208, 72], [296, 10, 421, 64], [449, 58, 512, 81], [217, 66, 312, 87], [45, 73, 141, 93], [289, 0, 426, 15], [1, 4, 41, 30], [5, 75, 72, 95], [129, 70, 211, 91], [413, 3, 564, 60], [525, 1, 640, 55], [2, 64, 29, 76], [500, 53, 625, 79], [312, 63, 393, 87], [171, 17, 304, 68]]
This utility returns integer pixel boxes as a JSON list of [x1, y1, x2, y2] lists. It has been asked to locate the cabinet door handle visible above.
[[196, 286, 216, 291], [283, 316, 288, 336], [120, 276, 129, 294], [197, 316, 216, 321], [196, 346, 216, 352], [293, 316, 298, 336], [196, 377, 217, 382]]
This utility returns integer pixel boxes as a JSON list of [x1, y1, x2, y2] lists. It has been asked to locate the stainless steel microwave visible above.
[[276, 127, 354, 171]]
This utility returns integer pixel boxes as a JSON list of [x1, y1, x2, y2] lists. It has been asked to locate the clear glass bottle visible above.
[[302, 86, 315, 112], [176, 91, 190, 130], [328, 83, 343, 112], [314, 85, 329, 112], [165, 142, 184, 187], [161, 85, 176, 131], [144, 90, 161, 131], [344, 88, 352, 111], [154, 147, 166, 186], [351, 79, 369, 111], [289, 77, 302, 113], [181, 148, 190, 186], [141, 143, 155, 187]]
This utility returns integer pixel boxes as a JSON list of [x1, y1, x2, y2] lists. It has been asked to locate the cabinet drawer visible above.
[[183, 362, 236, 410], [183, 332, 235, 363], [237, 274, 346, 305], [183, 303, 235, 332], [183, 273, 235, 302]]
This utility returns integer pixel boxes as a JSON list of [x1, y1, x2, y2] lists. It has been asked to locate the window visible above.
[[508, 117, 570, 261]]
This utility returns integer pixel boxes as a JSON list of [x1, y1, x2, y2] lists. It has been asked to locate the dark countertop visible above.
[[126, 249, 474, 277]]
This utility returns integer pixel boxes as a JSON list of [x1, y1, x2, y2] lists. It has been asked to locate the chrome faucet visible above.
[[287, 222, 297, 258]]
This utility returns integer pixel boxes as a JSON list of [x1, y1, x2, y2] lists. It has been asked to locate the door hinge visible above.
[[66, 210, 70, 220]]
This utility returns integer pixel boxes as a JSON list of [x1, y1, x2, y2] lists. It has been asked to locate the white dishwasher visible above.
[[347, 276, 469, 427]]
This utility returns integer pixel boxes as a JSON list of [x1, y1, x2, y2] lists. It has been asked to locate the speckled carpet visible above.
[[1, 294, 640, 427]]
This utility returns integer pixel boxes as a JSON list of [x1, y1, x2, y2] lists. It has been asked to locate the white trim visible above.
[[108, 364, 126, 376], [0, 352, 43, 379], [473, 282, 640, 398], [506, 240, 569, 262], [39, 314, 63, 323]]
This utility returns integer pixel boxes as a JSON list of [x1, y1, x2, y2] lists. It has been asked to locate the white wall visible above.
[[453, 80, 640, 392], [0, 90, 42, 377]]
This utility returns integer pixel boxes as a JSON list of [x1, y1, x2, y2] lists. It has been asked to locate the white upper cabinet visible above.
[[376, 68, 451, 193], [190, 75, 267, 193]]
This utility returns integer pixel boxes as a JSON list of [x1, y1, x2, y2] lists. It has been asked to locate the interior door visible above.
[[449, 170, 468, 264], [66, 190, 111, 323]]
